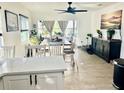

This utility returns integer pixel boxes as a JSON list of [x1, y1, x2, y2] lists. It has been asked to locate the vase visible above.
[[107, 34, 113, 40]]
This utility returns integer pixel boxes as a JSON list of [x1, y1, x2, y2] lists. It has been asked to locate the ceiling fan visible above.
[[55, 2, 88, 14]]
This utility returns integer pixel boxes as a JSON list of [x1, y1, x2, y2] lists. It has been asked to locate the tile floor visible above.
[[64, 48, 116, 90]]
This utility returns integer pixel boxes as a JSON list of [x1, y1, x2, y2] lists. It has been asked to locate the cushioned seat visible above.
[[64, 48, 71, 51], [63, 50, 75, 54]]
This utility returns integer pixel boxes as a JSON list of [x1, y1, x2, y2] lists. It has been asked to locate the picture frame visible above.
[[5, 10, 19, 32], [19, 14, 29, 32], [101, 10, 122, 29]]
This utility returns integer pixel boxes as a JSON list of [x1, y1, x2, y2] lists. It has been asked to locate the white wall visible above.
[[76, 12, 92, 46], [0, 3, 32, 57], [31, 11, 92, 46], [91, 3, 124, 58]]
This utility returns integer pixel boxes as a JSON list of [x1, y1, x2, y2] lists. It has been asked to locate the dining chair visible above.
[[49, 43, 64, 56], [0, 46, 15, 58], [25, 45, 46, 57], [63, 42, 78, 71], [40, 39, 50, 56]]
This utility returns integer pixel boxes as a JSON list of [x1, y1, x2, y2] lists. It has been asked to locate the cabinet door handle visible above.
[[35, 75, 37, 85], [30, 75, 32, 85]]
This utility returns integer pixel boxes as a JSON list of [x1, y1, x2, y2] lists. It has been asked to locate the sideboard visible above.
[[91, 37, 121, 63]]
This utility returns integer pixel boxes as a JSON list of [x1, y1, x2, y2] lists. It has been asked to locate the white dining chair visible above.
[[49, 44, 64, 56], [63, 42, 78, 71], [40, 38, 50, 56], [25, 45, 46, 57], [0, 46, 15, 58]]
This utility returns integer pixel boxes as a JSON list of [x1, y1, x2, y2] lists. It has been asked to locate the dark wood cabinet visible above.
[[91, 37, 121, 62]]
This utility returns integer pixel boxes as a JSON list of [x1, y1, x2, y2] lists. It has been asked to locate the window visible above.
[[52, 21, 62, 37], [38, 21, 50, 38], [38, 20, 77, 41], [19, 14, 29, 31], [19, 14, 29, 44], [64, 20, 77, 41], [20, 31, 29, 43]]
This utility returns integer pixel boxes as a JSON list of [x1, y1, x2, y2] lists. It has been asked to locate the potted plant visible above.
[[87, 33, 92, 37], [55, 32, 63, 36], [96, 29, 102, 38], [107, 28, 115, 40]]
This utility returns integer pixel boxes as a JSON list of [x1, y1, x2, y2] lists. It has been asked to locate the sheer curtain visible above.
[[43, 21, 55, 39], [58, 21, 68, 36]]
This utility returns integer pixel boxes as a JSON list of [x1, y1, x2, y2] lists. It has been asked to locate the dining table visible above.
[[40, 38, 71, 46]]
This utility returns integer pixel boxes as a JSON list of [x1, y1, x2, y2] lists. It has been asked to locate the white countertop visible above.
[[0, 56, 67, 77]]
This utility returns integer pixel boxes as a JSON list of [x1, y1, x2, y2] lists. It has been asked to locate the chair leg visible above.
[[75, 61, 79, 72], [72, 55, 75, 67], [72, 54, 79, 72], [43, 51, 46, 56], [63, 54, 65, 60], [64, 53, 79, 72]]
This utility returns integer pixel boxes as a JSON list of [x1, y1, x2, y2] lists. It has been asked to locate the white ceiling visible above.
[[19, 2, 116, 13]]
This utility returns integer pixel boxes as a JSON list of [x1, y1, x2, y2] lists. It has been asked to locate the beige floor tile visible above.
[[64, 48, 116, 90]]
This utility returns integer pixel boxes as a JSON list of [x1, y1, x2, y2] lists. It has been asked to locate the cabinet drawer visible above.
[[35, 73, 63, 90], [0, 79, 3, 90], [102, 41, 109, 58], [2, 72, 64, 90], [3, 75, 33, 90]]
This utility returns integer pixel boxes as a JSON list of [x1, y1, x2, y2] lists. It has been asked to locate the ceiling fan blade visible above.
[[58, 11, 68, 14], [57, 10, 76, 14], [74, 10, 88, 12], [54, 9, 66, 12]]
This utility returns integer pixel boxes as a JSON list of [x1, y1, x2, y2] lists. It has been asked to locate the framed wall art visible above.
[[5, 10, 19, 32], [101, 10, 122, 29]]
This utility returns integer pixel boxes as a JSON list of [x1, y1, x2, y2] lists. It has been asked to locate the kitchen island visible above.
[[0, 56, 66, 90]]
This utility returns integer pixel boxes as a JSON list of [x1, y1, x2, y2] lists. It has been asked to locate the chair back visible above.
[[25, 45, 46, 57], [49, 44, 64, 56], [64, 42, 75, 51], [0, 46, 15, 58]]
